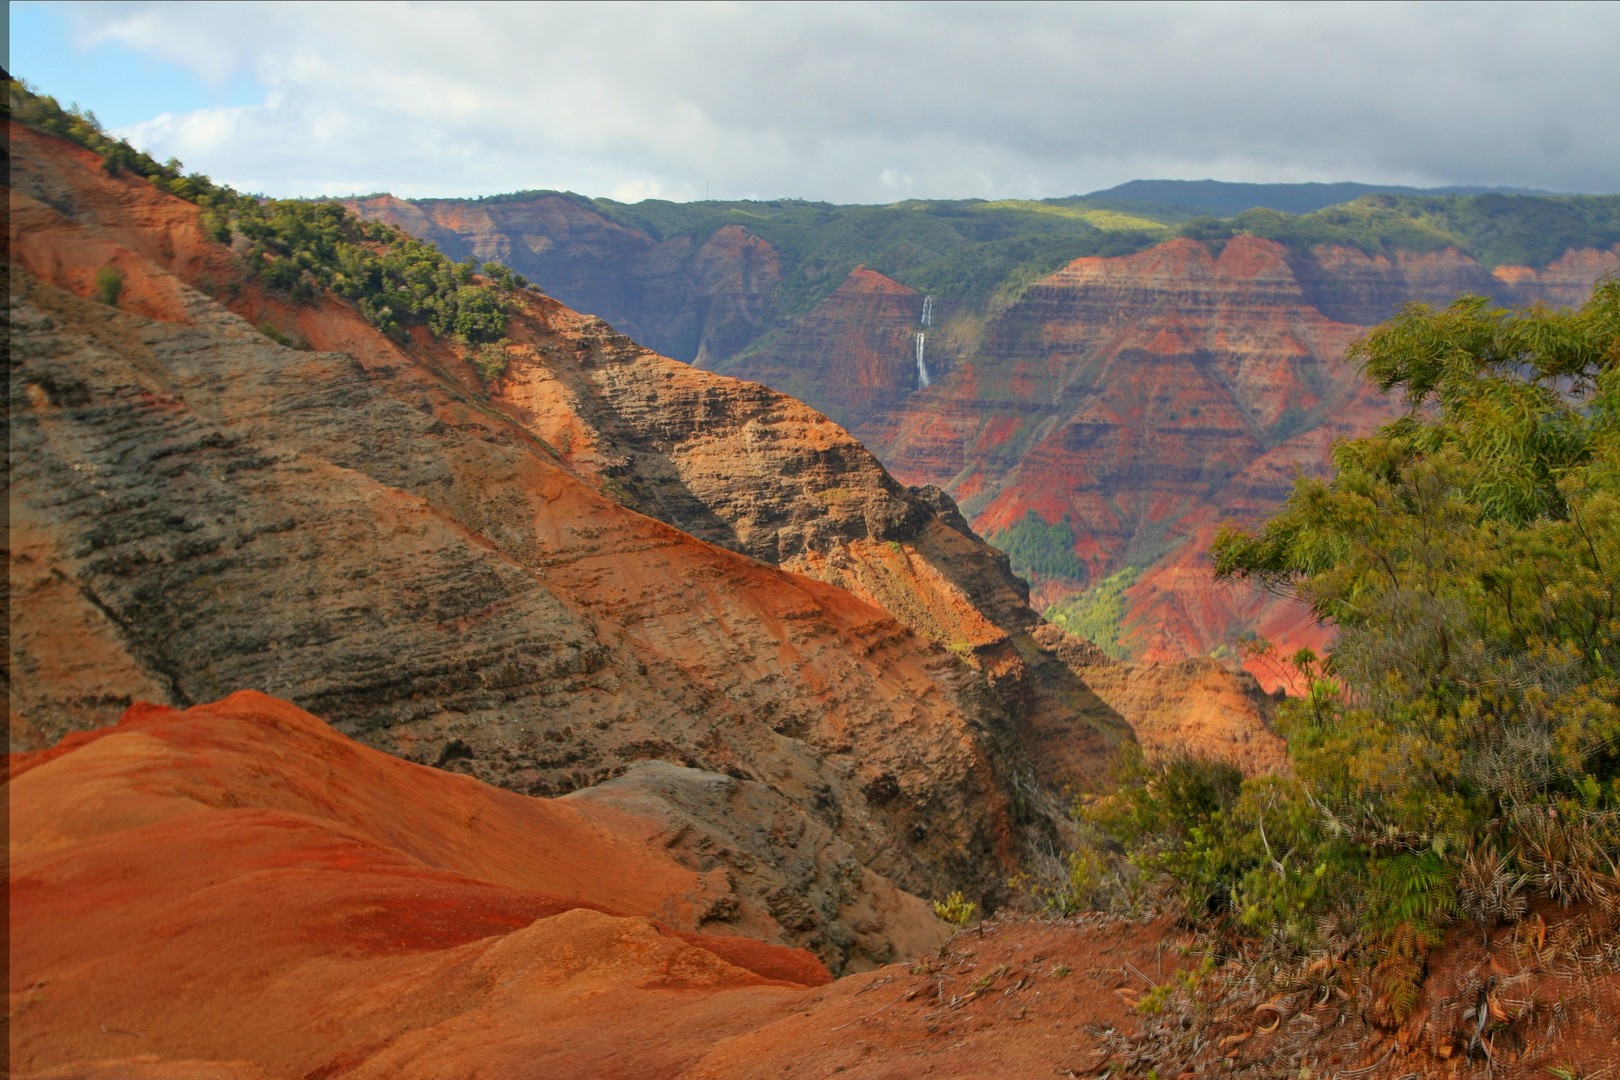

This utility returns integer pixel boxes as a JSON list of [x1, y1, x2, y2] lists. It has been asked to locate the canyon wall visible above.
[[348, 189, 1616, 684], [6, 122, 1128, 971], [845, 238, 1619, 677], [345, 193, 783, 366]]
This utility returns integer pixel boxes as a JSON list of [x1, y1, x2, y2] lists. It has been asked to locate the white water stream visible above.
[[915, 295, 934, 387]]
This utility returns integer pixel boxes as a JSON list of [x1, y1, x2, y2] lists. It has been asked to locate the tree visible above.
[[1213, 281, 1619, 905], [1065, 283, 1620, 1024]]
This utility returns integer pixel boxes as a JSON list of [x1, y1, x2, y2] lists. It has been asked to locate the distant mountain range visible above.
[[1080, 178, 1556, 218]]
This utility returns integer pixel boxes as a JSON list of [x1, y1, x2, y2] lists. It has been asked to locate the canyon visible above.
[[7, 108, 1272, 981], [349, 191, 1620, 685], [6, 120, 1068, 977], [10, 98, 1620, 1078]]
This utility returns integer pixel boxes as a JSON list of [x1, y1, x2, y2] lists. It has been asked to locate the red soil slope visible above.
[[6, 693, 826, 1078], [14, 698, 1611, 1078]]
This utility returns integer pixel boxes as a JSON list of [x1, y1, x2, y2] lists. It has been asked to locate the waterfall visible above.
[[914, 295, 935, 387]]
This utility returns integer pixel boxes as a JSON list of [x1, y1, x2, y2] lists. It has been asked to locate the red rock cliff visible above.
[[6, 121, 1084, 970], [855, 236, 1619, 685], [702, 266, 928, 429]]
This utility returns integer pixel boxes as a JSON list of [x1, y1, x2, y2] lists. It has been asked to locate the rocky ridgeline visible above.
[[344, 193, 783, 366]]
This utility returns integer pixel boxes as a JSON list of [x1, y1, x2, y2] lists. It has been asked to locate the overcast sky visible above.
[[11, 1, 1619, 203]]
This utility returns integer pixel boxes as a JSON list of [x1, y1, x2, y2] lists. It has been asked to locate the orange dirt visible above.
[[6, 693, 827, 1078], [10, 694, 1617, 1078]]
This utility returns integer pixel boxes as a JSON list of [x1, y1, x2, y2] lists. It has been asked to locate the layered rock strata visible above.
[[707, 266, 929, 430], [344, 193, 782, 366], [346, 188, 1616, 686], [852, 237, 1620, 683], [4, 121, 1107, 968]]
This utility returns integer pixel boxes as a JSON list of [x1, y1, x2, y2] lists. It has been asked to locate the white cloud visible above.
[[73, 0, 1620, 201]]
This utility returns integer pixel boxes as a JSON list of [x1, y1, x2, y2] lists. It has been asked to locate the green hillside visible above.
[[569, 187, 1620, 319]]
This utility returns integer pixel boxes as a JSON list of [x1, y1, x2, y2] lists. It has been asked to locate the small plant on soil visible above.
[[94, 266, 123, 306], [932, 890, 978, 928]]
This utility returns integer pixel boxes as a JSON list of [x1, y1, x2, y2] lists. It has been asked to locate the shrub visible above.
[[93, 266, 124, 306], [931, 890, 978, 928], [1214, 283, 1620, 859], [1046, 565, 1141, 659], [1078, 284, 1619, 1012], [472, 341, 510, 382]]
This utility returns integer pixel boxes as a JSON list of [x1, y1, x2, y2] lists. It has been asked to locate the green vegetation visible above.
[[987, 511, 1088, 583], [1007, 847, 1111, 916], [202, 198, 513, 343], [93, 266, 123, 306], [931, 890, 979, 928], [471, 341, 509, 382], [7, 78, 528, 352], [573, 187, 1616, 328], [1083, 282, 1619, 1026], [585, 194, 1172, 321], [1091, 178, 1550, 218], [256, 322, 295, 348], [972, 198, 1169, 233], [1214, 282, 1620, 852], [1195, 193, 1620, 267], [1046, 565, 1141, 659]]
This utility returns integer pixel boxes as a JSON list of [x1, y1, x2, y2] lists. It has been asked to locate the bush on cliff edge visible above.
[[1089, 281, 1618, 1026]]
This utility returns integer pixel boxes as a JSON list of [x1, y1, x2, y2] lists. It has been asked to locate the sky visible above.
[[9, 1, 1620, 204]]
